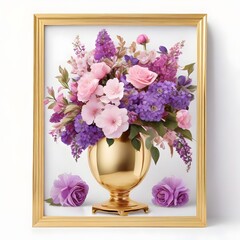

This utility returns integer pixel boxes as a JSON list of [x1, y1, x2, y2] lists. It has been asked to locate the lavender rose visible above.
[[152, 176, 189, 207], [50, 173, 89, 207]]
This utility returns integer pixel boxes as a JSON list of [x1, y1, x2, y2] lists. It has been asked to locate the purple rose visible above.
[[50, 173, 89, 207], [152, 176, 189, 207]]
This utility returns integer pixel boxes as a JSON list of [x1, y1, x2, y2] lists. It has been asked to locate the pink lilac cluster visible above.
[[152, 176, 189, 207], [45, 30, 196, 169]]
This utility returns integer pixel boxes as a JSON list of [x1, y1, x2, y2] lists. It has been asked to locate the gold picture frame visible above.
[[33, 14, 207, 227]]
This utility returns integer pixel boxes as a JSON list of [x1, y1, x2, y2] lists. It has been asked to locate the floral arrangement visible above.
[[45, 29, 196, 170], [152, 176, 189, 207], [46, 173, 89, 206]]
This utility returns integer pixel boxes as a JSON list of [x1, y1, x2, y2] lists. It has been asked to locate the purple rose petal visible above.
[[50, 173, 89, 207]]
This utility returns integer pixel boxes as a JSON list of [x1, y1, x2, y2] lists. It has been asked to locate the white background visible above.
[[44, 25, 197, 217], [0, 0, 240, 239]]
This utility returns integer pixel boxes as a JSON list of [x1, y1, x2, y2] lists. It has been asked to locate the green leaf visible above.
[[151, 146, 160, 164], [129, 125, 139, 140], [106, 138, 114, 147], [187, 85, 197, 92], [131, 138, 141, 151], [59, 65, 64, 74], [48, 102, 55, 109], [145, 137, 153, 150], [163, 113, 178, 130], [143, 121, 166, 137], [182, 63, 195, 76], [175, 127, 193, 141], [45, 198, 61, 206], [45, 198, 53, 204]]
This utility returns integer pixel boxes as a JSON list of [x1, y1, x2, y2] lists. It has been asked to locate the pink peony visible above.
[[136, 34, 150, 45], [95, 104, 129, 138], [103, 78, 124, 100], [77, 73, 99, 102], [137, 50, 157, 64], [91, 62, 111, 79], [126, 65, 158, 89], [81, 97, 103, 124], [176, 110, 191, 129]]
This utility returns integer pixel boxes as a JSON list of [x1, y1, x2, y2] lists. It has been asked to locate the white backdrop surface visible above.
[[0, 0, 240, 239], [44, 25, 197, 217]]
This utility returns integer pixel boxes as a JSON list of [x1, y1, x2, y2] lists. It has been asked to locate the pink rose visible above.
[[77, 73, 99, 102], [176, 110, 191, 129], [91, 62, 111, 79], [136, 34, 149, 45], [126, 65, 158, 89]]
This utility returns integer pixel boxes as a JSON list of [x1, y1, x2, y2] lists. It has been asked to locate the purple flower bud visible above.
[[124, 55, 130, 62], [178, 75, 186, 86], [159, 46, 168, 54]]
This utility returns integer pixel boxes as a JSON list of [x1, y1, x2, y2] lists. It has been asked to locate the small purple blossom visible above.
[[178, 75, 192, 86], [50, 173, 89, 206], [94, 29, 116, 61], [159, 46, 168, 54], [173, 134, 192, 171], [152, 176, 189, 207], [124, 55, 139, 65]]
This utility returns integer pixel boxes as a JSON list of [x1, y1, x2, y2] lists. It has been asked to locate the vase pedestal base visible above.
[[92, 192, 149, 216]]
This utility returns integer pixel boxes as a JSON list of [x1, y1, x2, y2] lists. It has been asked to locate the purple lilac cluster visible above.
[[50, 112, 64, 123], [121, 80, 192, 122], [149, 54, 178, 82], [74, 114, 104, 150], [173, 134, 192, 171], [170, 90, 194, 110], [94, 29, 116, 61], [61, 122, 76, 145]]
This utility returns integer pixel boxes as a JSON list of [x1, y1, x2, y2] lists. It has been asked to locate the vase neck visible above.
[[110, 191, 130, 203]]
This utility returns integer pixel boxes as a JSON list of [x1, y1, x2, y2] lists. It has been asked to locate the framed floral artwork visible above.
[[33, 14, 207, 227]]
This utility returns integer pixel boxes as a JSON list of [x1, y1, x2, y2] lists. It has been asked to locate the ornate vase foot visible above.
[[91, 191, 149, 216]]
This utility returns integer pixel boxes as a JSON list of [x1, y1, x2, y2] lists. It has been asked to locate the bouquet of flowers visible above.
[[45, 29, 196, 171]]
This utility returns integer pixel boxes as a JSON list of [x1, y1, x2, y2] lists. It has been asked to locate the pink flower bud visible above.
[[136, 34, 150, 45]]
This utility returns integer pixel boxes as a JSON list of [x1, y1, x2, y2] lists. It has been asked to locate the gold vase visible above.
[[88, 132, 151, 216]]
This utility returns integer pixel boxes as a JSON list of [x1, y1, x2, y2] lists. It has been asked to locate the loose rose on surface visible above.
[[45, 30, 197, 170], [152, 176, 189, 207], [46, 173, 89, 207]]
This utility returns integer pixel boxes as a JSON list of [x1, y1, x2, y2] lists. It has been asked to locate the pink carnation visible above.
[[176, 110, 191, 129], [81, 97, 103, 124], [126, 65, 157, 89], [95, 105, 129, 138], [77, 73, 99, 102], [91, 62, 111, 79], [137, 50, 157, 64], [103, 78, 124, 100]]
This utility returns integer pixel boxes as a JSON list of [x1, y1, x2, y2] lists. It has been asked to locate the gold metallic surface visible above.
[[88, 133, 151, 216], [33, 14, 207, 227]]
